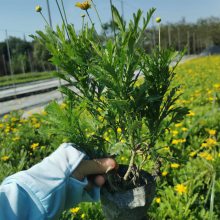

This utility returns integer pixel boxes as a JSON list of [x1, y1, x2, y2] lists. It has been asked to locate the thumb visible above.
[[72, 158, 117, 181]]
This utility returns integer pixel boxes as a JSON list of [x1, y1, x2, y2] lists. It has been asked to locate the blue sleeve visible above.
[[0, 143, 100, 220]]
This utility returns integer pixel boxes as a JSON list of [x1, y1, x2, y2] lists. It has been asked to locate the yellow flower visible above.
[[162, 171, 168, 176], [155, 197, 161, 203], [60, 103, 67, 109], [202, 138, 217, 148], [175, 184, 187, 195], [70, 207, 80, 214], [35, 5, 42, 13], [31, 143, 39, 150], [33, 123, 41, 129], [3, 114, 9, 119], [189, 151, 196, 157], [172, 139, 179, 145], [172, 130, 179, 136], [75, 1, 91, 10], [1, 155, 10, 161], [4, 127, 10, 133], [0, 123, 4, 129], [187, 111, 195, 117], [11, 117, 17, 122], [175, 123, 182, 128], [104, 136, 110, 141], [199, 152, 213, 161], [12, 136, 20, 141], [213, 83, 220, 90], [201, 142, 208, 148], [208, 129, 216, 136], [117, 127, 122, 133], [180, 138, 186, 143], [171, 163, 180, 168], [181, 127, 188, 132], [156, 17, 161, 23], [120, 139, 126, 143], [81, 213, 85, 219]]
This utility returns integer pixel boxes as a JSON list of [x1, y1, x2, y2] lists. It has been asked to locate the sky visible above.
[[0, 0, 220, 41]]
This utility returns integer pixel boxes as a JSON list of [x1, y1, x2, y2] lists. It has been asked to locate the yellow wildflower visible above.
[[3, 114, 9, 119], [175, 184, 187, 195], [175, 123, 182, 128], [4, 127, 10, 133], [201, 142, 208, 148], [12, 136, 20, 141], [189, 151, 196, 157], [180, 138, 186, 143], [70, 207, 80, 214], [33, 123, 41, 129], [155, 197, 161, 203], [171, 163, 180, 168], [162, 171, 168, 176], [213, 83, 220, 90], [117, 127, 122, 133], [81, 213, 85, 219], [164, 146, 170, 151], [1, 155, 10, 161], [187, 111, 195, 117], [31, 143, 39, 150], [120, 139, 126, 143], [199, 152, 213, 161], [172, 139, 179, 145], [11, 117, 17, 122], [202, 138, 217, 148], [207, 129, 216, 136], [60, 103, 67, 109], [0, 123, 4, 129], [75, 1, 91, 10], [181, 127, 188, 132], [172, 130, 179, 136]]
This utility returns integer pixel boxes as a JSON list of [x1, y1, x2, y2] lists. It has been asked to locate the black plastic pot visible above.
[[101, 165, 156, 220]]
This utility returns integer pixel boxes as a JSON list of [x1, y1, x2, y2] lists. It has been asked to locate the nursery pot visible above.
[[101, 165, 156, 220]]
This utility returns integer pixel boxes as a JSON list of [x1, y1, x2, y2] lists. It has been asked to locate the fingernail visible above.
[[105, 166, 113, 173]]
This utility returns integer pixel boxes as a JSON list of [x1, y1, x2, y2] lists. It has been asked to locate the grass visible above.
[[0, 71, 56, 87]]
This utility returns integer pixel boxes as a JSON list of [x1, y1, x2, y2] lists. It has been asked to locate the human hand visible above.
[[72, 158, 117, 188]]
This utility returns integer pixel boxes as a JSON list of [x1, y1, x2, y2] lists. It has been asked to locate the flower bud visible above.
[[156, 17, 161, 23], [35, 5, 42, 13]]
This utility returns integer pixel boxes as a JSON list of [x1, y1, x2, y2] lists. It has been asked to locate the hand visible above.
[[72, 158, 117, 188]]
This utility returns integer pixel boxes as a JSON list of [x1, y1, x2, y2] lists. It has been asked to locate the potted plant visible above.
[[34, 1, 188, 219]]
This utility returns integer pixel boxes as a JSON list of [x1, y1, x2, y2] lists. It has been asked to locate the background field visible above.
[[0, 55, 219, 219]]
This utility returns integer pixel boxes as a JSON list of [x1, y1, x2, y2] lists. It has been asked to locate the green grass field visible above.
[[0, 71, 55, 87]]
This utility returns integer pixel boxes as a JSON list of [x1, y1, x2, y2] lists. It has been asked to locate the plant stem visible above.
[[158, 24, 161, 51], [86, 10, 93, 25], [40, 12, 50, 26], [60, 0, 68, 25], [91, 0, 107, 37], [55, 0, 70, 40], [109, 0, 116, 40], [123, 150, 136, 181]]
